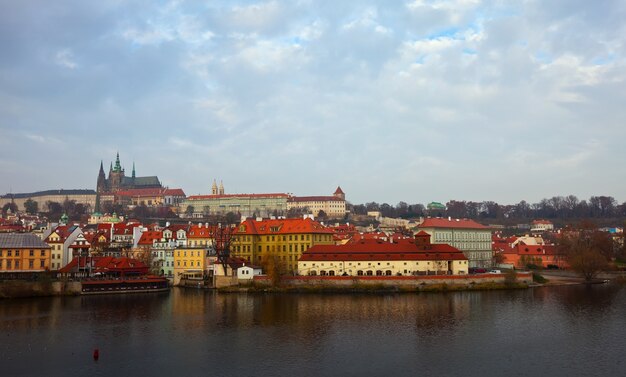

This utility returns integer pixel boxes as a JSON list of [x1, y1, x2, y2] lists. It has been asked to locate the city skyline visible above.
[[1, 1, 625, 204]]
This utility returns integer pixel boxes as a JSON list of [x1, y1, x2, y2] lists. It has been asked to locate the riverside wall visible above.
[[0, 280, 82, 298], [253, 272, 533, 289]]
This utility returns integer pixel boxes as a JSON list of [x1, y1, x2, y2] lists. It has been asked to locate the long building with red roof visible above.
[[298, 232, 468, 276], [180, 192, 289, 218], [418, 217, 493, 269], [287, 186, 347, 218]]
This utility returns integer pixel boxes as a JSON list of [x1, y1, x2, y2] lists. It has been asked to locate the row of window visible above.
[[0, 249, 48, 257], [0, 259, 46, 269]]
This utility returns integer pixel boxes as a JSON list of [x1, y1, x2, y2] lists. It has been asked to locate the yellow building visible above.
[[0, 233, 51, 272], [173, 246, 210, 285], [231, 217, 334, 273], [298, 232, 469, 276]]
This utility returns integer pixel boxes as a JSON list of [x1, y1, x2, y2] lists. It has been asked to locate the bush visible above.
[[532, 272, 548, 284]]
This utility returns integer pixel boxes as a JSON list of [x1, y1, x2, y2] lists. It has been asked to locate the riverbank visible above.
[[218, 272, 534, 293], [0, 280, 81, 298]]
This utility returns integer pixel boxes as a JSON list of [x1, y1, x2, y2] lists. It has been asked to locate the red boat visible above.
[[61, 256, 170, 295], [81, 275, 169, 294]]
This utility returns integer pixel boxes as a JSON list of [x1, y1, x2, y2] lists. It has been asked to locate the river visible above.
[[1, 284, 625, 377]]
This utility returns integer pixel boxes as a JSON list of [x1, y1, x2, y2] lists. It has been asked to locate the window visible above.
[[29, 260, 34, 268], [15, 250, 19, 257], [29, 250, 34, 257], [15, 261, 19, 268]]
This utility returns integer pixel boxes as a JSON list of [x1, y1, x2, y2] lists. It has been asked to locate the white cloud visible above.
[[54, 49, 78, 69]]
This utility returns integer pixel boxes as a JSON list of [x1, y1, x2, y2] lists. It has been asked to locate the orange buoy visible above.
[[93, 349, 99, 361]]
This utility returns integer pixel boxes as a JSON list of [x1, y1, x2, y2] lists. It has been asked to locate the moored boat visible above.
[[81, 275, 169, 294]]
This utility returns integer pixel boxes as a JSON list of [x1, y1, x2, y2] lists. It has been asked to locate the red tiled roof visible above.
[[236, 218, 333, 235], [300, 242, 467, 262], [334, 186, 344, 195], [59, 256, 149, 274], [187, 224, 219, 238], [187, 193, 289, 200], [289, 196, 343, 203], [138, 231, 163, 245], [419, 218, 489, 230], [532, 219, 553, 225]]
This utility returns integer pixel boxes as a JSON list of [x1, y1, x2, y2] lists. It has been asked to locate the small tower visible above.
[[132, 162, 136, 179], [219, 180, 225, 195], [333, 186, 345, 200], [212, 179, 218, 195]]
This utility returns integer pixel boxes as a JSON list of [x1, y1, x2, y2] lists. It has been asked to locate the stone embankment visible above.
[[0, 280, 82, 298], [224, 272, 533, 292]]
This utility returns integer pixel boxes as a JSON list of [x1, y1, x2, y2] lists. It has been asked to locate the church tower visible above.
[[219, 180, 224, 195], [97, 161, 107, 194], [109, 152, 126, 192], [212, 179, 218, 195]]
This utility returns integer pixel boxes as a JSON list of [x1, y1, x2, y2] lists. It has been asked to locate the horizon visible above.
[[2, 1, 625, 205]]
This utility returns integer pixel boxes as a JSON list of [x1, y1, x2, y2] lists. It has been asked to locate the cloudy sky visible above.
[[1, 0, 625, 205]]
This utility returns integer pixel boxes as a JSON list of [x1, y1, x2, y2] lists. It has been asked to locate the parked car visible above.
[[469, 267, 487, 274], [489, 269, 501, 274]]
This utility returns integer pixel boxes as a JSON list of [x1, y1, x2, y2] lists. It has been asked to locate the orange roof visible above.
[[187, 193, 289, 200], [187, 224, 219, 238], [138, 231, 163, 245], [334, 186, 344, 195], [300, 242, 467, 262], [289, 196, 342, 203], [236, 218, 333, 235], [419, 218, 489, 230]]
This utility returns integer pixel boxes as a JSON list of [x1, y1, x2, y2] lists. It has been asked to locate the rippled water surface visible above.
[[1, 285, 625, 377]]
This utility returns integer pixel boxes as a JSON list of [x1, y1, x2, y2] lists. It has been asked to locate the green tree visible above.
[[2, 202, 18, 215], [24, 199, 39, 214]]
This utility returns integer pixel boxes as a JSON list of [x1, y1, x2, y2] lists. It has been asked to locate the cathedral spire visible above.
[[114, 152, 122, 172], [132, 162, 136, 179]]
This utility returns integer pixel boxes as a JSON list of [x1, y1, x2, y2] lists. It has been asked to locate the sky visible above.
[[1, 0, 625, 206]]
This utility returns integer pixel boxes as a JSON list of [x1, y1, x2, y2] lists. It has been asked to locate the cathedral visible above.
[[96, 153, 162, 194]]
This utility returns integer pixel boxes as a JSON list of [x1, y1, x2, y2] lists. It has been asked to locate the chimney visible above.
[[448, 216, 451, 221]]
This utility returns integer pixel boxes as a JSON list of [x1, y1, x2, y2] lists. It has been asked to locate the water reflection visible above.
[[2, 286, 625, 377]]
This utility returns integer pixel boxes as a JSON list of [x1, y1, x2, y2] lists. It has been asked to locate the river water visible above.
[[1, 284, 625, 377]]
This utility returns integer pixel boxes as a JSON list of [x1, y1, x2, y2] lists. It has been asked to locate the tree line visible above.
[[349, 195, 625, 223]]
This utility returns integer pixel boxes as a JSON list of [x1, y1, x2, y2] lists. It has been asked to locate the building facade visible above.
[[418, 218, 492, 268], [298, 233, 469, 276], [0, 189, 97, 214], [181, 193, 290, 218], [287, 187, 347, 218], [231, 217, 334, 273], [0, 233, 51, 273]]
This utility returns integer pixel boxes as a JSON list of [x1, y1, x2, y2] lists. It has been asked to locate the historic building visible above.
[[287, 186, 347, 218], [0, 233, 52, 273], [231, 217, 334, 273], [0, 189, 97, 214], [97, 153, 162, 195], [417, 217, 493, 268], [298, 231, 469, 276]]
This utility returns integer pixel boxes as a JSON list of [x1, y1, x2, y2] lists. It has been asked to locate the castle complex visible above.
[[96, 153, 162, 194]]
